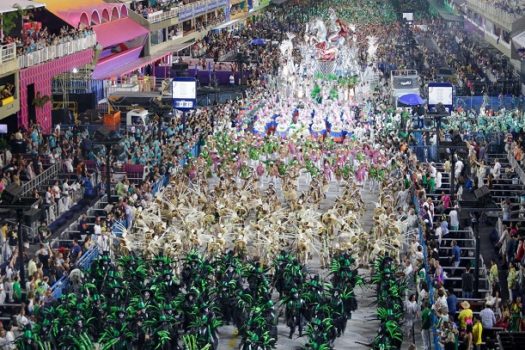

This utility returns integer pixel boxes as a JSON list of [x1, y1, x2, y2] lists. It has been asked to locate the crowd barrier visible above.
[[454, 95, 523, 111], [50, 246, 100, 299]]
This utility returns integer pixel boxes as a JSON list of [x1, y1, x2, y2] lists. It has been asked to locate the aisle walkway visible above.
[[216, 181, 423, 349], [216, 182, 383, 349]]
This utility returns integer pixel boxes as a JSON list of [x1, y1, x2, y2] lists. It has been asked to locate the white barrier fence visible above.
[[18, 34, 97, 69], [0, 43, 16, 64], [147, 0, 227, 24]]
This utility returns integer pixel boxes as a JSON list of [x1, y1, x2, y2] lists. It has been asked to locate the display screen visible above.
[[428, 85, 453, 106], [172, 80, 196, 100], [0, 124, 8, 134], [402, 13, 414, 22]]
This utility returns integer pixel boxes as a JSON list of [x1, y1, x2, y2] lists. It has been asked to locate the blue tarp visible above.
[[399, 93, 425, 106], [250, 38, 266, 46]]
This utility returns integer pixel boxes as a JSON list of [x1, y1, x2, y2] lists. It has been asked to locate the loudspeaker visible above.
[[10, 140, 27, 154], [23, 208, 41, 225], [2, 183, 22, 204], [474, 185, 491, 200]]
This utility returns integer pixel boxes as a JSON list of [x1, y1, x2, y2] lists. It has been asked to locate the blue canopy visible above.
[[250, 38, 266, 46], [399, 93, 425, 106]]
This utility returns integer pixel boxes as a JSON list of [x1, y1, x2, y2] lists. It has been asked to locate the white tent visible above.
[[1, 1, 46, 42], [0, 0, 45, 15]]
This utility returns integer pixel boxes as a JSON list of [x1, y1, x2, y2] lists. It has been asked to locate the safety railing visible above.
[[50, 246, 99, 299], [146, 0, 229, 23], [508, 147, 525, 185], [49, 194, 108, 299], [4, 218, 37, 242], [20, 162, 62, 196], [18, 33, 97, 69], [45, 185, 85, 224], [147, 6, 181, 23], [0, 43, 16, 64]]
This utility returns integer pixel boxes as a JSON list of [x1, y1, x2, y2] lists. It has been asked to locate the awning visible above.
[[102, 41, 195, 78], [93, 18, 148, 48], [513, 31, 525, 50], [0, 1, 45, 14], [213, 19, 242, 30]]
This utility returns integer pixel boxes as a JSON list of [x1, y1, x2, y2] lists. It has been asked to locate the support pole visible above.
[[17, 209, 25, 290], [473, 226, 480, 295], [450, 153, 456, 203], [106, 147, 112, 204]]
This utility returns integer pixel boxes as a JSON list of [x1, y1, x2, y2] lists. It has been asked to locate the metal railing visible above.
[[45, 185, 85, 224], [20, 162, 62, 196], [508, 147, 525, 184], [466, 0, 520, 28], [106, 77, 172, 95], [18, 34, 97, 69], [146, 0, 228, 24], [50, 246, 99, 299], [147, 6, 181, 23], [0, 43, 16, 64]]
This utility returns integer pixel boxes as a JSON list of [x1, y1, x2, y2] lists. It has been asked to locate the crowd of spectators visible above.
[[1, 24, 93, 57], [131, 0, 204, 18], [0, 76, 268, 338], [479, 0, 525, 17], [0, 85, 14, 100]]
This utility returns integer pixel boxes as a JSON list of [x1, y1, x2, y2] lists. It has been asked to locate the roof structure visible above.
[[33, 0, 128, 27], [93, 17, 148, 48], [0, 1, 45, 15]]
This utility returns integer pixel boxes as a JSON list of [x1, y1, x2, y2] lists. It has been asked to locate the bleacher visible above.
[[424, 161, 498, 347]]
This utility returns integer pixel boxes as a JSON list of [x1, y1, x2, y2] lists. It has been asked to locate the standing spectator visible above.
[[69, 239, 82, 264], [509, 296, 522, 332], [472, 316, 483, 350], [421, 301, 432, 350], [404, 294, 419, 343], [447, 289, 458, 320], [441, 191, 451, 209], [502, 199, 511, 221], [488, 259, 499, 295], [458, 300, 474, 331], [449, 205, 459, 231], [491, 158, 501, 179], [508, 263, 518, 301], [480, 303, 496, 329], [441, 321, 458, 350], [462, 265, 474, 298], [462, 324, 474, 350], [451, 240, 461, 269], [78, 214, 89, 239]]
